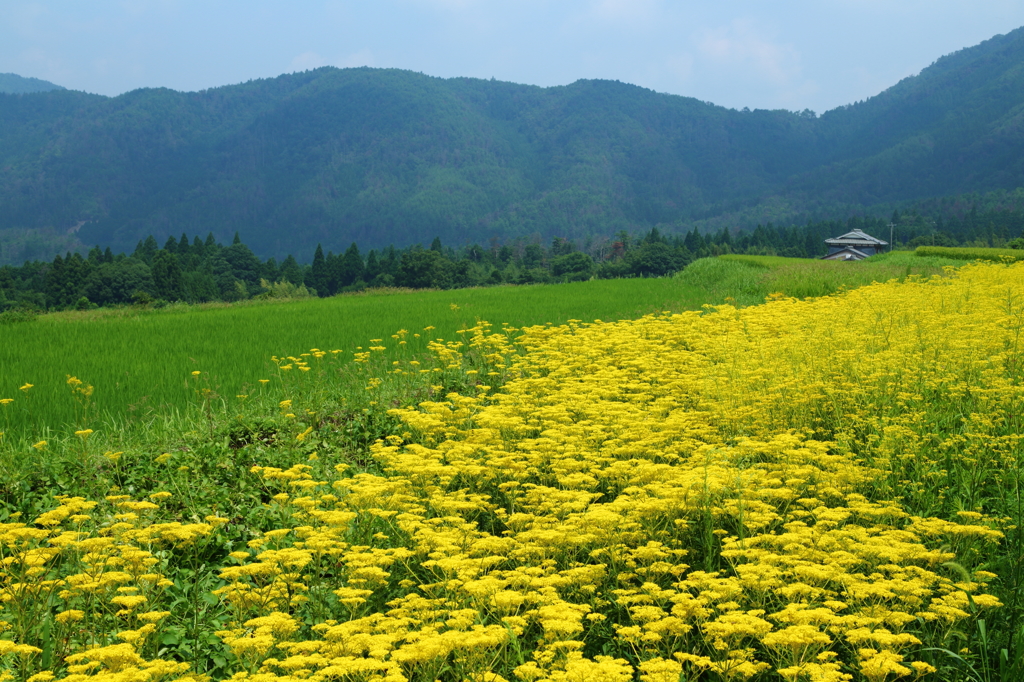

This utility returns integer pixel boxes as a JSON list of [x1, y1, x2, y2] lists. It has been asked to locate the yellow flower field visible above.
[[3, 261, 1024, 680]]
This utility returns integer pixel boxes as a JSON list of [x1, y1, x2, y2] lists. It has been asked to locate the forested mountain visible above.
[[1, 27, 1024, 262], [790, 28, 1024, 204], [0, 73, 65, 95]]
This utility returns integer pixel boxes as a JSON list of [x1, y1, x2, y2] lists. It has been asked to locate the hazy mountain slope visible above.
[[0, 73, 65, 94], [0, 26, 1023, 259], [796, 27, 1024, 202], [2, 68, 819, 255]]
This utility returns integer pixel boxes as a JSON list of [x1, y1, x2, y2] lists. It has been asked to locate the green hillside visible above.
[[1, 26, 1023, 259], [0, 72, 65, 94], [794, 29, 1024, 203]]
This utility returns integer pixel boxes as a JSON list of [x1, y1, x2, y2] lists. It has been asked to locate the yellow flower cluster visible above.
[[0, 495, 214, 680], [203, 263, 1019, 681], [65, 376, 93, 399], [267, 349, 338, 378]]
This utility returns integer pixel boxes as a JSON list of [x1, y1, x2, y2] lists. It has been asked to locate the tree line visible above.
[[2, 204, 1024, 313]]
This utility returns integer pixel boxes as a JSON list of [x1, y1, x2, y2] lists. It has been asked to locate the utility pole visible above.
[[888, 222, 896, 252]]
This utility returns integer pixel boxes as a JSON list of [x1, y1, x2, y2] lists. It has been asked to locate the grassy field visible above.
[[915, 245, 1024, 262], [675, 250, 965, 305], [0, 279, 709, 437]]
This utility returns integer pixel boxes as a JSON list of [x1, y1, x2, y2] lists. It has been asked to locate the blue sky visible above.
[[3, 1, 1024, 113]]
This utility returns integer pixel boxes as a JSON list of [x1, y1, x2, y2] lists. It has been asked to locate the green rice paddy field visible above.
[[0, 251, 963, 438], [0, 278, 709, 436]]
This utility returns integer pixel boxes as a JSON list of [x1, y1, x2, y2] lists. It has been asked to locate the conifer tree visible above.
[[45, 254, 66, 308], [152, 250, 185, 301], [338, 242, 364, 287], [324, 251, 341, 296], [364, 250, 380, 281], [280, 255, 302, 285], [307, 244, 329, 297], [134, 236, 159, 264], [63, 253, 88, 305]]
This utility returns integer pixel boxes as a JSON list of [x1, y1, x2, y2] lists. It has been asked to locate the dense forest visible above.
[[3, 195, 1023, 313], [1, 27, 1024, 264]]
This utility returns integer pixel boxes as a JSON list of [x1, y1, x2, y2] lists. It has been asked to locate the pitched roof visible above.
[[824, 229, 888, 247], [821, 247, 871, 261]]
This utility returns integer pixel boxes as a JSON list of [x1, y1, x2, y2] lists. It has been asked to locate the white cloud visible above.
[[117, 0, 181, 19], [589, 0, 659, 26], [339, 48, 375, 68], [291, 47, 377, 74], [666, 53, 694, 82], [290, 51, 328, 71], [408, 0, 479, 11], [17, 46, 72, 83], [697, 19, 801, 86]]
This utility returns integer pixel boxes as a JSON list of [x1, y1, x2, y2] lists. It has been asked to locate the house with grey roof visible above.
[[821, 229, 888, 261]]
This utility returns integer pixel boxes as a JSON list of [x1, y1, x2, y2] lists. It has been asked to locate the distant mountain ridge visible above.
[[0, 73, 65, 94], [1, 27, 1023, 260]]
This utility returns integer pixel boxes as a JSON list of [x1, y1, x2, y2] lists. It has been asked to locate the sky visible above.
[[2, 1, 1024, 114]]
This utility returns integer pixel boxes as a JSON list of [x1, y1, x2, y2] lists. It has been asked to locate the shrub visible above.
[[0, 307, 37, 324]]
